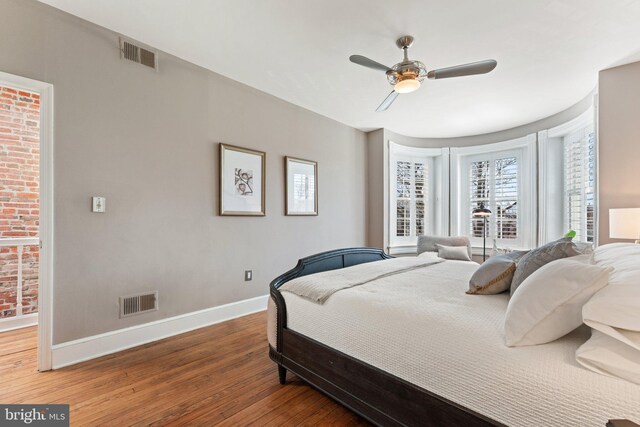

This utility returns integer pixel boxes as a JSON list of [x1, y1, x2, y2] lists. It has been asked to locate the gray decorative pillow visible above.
[[467, 251, 528, 295], [417, 235, 472, 259], [510, 238, 580, 295], [435, 244, 472, 261]]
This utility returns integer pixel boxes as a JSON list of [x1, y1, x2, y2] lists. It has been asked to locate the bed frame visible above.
[[268, 247, 503, 426], [268, 247, 636, 427]]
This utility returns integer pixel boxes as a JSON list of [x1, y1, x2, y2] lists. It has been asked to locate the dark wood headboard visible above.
[[270, 247, 392, 290], [269, 247, 392, 352]]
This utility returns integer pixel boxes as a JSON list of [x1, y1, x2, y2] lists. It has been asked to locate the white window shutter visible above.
[[393, 159, 429, 239], [388, 143, 446, 253], [493, 156, 518, 240], [467, 156, 519, 241], [450, 134, 536, 250], [469, 160, 490, 238], [563, 127, 596, 242]]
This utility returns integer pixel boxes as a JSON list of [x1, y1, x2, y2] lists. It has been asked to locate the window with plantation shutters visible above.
[[538, 105, 597, 246], [468, 155, 519, 241], [450, 134, 536, 251], [394, 158, 429, 238], [414, 162, 427, 236], [494, 157, 519, 239], [563, 126, 596, 242], [469, 160, 490, 238], [389, 143, 447, 253]]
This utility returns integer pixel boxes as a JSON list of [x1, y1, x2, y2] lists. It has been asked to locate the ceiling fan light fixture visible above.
[[394, 78, 421, 93], [349, 35, 497, 112]]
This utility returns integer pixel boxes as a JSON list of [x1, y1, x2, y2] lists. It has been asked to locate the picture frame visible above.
[[285, 156, 318, 216], [219, 143, 266, 216]]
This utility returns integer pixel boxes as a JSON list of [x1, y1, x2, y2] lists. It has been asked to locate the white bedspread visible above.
[[275, 259, 640, 427], [280, 256, 443, 303]]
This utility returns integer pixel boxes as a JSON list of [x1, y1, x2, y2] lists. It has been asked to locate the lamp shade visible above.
[[394, 79, 421, 94], [472, 203, 492, 217], [609, 208, 640, 240]]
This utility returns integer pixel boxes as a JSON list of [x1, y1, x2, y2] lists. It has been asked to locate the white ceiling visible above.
[[38, 0, 640, 138]]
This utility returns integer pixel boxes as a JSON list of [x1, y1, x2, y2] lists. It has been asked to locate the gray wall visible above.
[[0, 0, 367, 343], [598, 61, 640, 244], [366, 129, 385, 249]]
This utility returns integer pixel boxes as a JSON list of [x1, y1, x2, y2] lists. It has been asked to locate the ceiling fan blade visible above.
[[376, 91, 399, 112], [349, 55, 391, 72], [427, 59, 497, 80]]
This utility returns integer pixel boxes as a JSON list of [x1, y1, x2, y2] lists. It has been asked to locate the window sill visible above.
[[389, 244, 530, 257]]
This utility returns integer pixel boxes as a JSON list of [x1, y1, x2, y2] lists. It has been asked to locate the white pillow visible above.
[[583, 287, 640, 351], [592, 243, 640, 287], [505, 254, 612, 347], [435, 244, 471, 261], [582, 243, 640, 352], [576, 244, 640, 384], [576, 330, 640, 385]]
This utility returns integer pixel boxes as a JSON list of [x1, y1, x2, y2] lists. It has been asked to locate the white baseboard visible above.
[[51, 294, 269, 369], [0, 313, 38, 332]]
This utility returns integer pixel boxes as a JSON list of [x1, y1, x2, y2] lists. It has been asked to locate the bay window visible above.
[[385, 104, 597, 254]]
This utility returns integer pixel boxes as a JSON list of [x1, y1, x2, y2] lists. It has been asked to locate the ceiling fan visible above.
[[350, 36, 497, 112]]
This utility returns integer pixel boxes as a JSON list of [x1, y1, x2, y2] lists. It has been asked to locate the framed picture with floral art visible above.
[[219, 144, 266, 216]]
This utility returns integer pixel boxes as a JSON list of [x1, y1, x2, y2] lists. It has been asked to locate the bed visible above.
[[267, 247, 640, 427]]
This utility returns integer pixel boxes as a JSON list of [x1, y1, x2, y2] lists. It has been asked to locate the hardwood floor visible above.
[[0, 312, 369, 426]]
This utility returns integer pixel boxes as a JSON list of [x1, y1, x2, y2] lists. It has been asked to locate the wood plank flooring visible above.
[[0, 312, 369, 426]]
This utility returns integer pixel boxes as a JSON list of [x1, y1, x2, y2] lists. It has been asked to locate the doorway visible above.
[[0, 71, 53, 371]]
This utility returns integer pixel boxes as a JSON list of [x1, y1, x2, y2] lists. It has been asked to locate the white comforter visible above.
[[272, 259, 640, 427], [280, 256, 443, 303]]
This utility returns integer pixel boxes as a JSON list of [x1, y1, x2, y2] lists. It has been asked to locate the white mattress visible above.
[[274, 259, 640, 427]]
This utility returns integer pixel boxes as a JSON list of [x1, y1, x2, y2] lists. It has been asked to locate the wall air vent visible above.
[[119, 37, 158, 71], [119, 291, 158, 318]]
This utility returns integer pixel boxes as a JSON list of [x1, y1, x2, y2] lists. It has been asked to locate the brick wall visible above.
[[0, 86, 40, 318]]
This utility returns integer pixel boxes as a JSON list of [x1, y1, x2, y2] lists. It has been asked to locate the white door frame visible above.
[[0, 71, 54, 371]]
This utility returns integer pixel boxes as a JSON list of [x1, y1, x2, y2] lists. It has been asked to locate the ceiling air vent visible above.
[[120, 291, 158, 318], [119, 37, 158, 71]]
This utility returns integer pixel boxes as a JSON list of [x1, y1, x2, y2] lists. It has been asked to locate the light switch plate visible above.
[[244, 270, 252, 281], [92, 196, 106, 213]]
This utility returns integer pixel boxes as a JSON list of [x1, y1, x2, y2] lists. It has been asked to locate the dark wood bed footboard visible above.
[[276, 328, 502, 426], [268, 247, 633, 427]]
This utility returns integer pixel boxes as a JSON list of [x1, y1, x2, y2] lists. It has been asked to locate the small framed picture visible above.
[[219, 143, 265, 216], [285, 156, 318, 216]]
